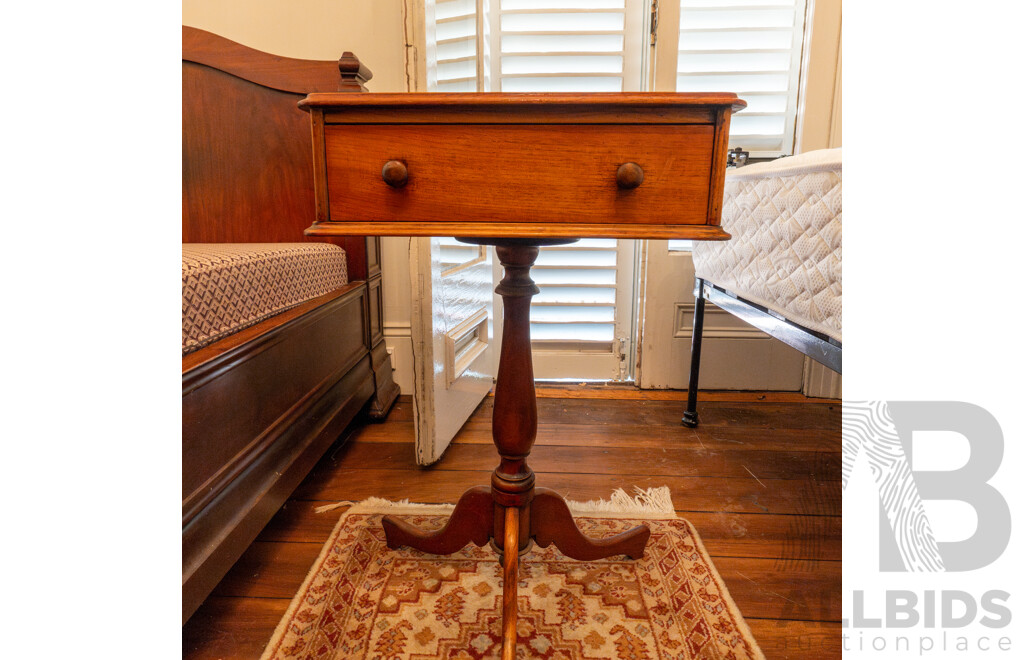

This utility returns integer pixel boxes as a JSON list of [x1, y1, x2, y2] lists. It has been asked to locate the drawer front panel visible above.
[[324, 124, 714, 227]]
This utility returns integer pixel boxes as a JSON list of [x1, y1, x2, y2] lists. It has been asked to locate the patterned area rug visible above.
[[261, 489, 764, 659]]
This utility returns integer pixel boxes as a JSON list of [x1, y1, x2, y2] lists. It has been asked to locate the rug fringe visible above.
[[566, 486, 676, 517], [314, 486, 675, 519], [314, 498, 456, 514]]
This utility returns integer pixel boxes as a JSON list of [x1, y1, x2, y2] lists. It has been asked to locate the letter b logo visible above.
[[843, 401, 1010, 572]]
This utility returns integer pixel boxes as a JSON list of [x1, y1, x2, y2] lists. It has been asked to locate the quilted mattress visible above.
[[182, 243, 348, 355], [692, 147, 842, 342]]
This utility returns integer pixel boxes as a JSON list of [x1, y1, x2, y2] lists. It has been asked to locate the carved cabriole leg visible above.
[[381, 485, 493, 554], [531, 488, 651, 560]]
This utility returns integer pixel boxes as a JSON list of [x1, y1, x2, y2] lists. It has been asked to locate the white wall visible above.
[[183, 0, 417, 393], [797, 0, 842, 152], [182, 0, 407, 86]]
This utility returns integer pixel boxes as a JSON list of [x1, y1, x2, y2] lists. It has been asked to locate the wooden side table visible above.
[[299, 93, 744, 659]]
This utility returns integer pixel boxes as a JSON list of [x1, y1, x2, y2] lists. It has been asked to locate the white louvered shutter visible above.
[[490, 0, 646, 93], [531, 238, 622, 338], [431, 0, 492, 92], [425, 0, 647, 381], [677, 0, 808, 157]]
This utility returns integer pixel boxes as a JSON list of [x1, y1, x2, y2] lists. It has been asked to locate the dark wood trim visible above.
[[365, 339, 401, 420], [182, 285, 370, 525], [301, 91, 745, 115], [183, 284, 374, 623], [307, 221, 731, 240], [707, 107, 732, 225], [309, 108, 330, 224], [362, 252, 399, 419], [183, 353, 374, 622]]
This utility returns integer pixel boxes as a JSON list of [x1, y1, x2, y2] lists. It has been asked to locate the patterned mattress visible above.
[[692, 147, 842, 342], [182, 243, 348, 355]]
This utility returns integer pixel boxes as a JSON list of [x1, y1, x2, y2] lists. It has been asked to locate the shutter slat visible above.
[[501, 71, 626, 77], [436, 0, 477, 20], [536, 250, 617, 267], [505, 0, 625, 8], [502, 12, 626, 32], [533, 269, 617, 285], [436, 17, 478, 40], [679, 9, 796, 29], [532, 306, 615, 322], [678, 52, 792, 72], [531, 324, 614, 341], [503, 34, 623, 53], [502, 54, 624, 74], [497, 29, 626, 36], [501, 76, 623, 91], [682, 1, 796, 7], [501, 8, 626, 16], [436, 79, 480, 92], [679, 26, 794, 32], [436, 76, 479, 85], [534, 287, 617, 305]]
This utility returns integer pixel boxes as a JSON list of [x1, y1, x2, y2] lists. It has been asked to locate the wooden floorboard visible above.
[[183, 597, 288, 660], [333, 440, 839, 480], [183, 393, 841, 659], [746, 620, 841, 658], [360, 420, 840, 452], [292, 468, 839, 516]]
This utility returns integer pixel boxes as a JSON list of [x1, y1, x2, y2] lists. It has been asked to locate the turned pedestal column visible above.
[[382, 239, 650, 660]]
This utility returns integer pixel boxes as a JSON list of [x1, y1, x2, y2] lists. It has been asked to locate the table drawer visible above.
[[323, 124, 715, 228]]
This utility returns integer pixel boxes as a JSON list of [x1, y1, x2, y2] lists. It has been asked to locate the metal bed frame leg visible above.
[[682, 278, 705, 428]]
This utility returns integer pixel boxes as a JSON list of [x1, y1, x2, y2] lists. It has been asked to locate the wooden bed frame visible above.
[[181, 26, 398, 623]]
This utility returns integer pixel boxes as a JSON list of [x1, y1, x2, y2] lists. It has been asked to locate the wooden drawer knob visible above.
[[382, 160, 408, 188], [616, 162, 644, 189]]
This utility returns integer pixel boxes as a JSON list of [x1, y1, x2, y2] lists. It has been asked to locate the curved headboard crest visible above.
[[182, 26, 371, 93], [182, 26, 371, 278]]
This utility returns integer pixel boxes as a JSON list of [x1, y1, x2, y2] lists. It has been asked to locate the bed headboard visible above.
[[182, 26, 372, 279]]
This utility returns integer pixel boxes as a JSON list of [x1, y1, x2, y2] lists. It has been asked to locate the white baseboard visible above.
[[802, 357, 841, 398], [384, 331, 414, 395]]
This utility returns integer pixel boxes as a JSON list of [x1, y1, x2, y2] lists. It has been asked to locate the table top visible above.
[[300, 91, 745, 113]]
